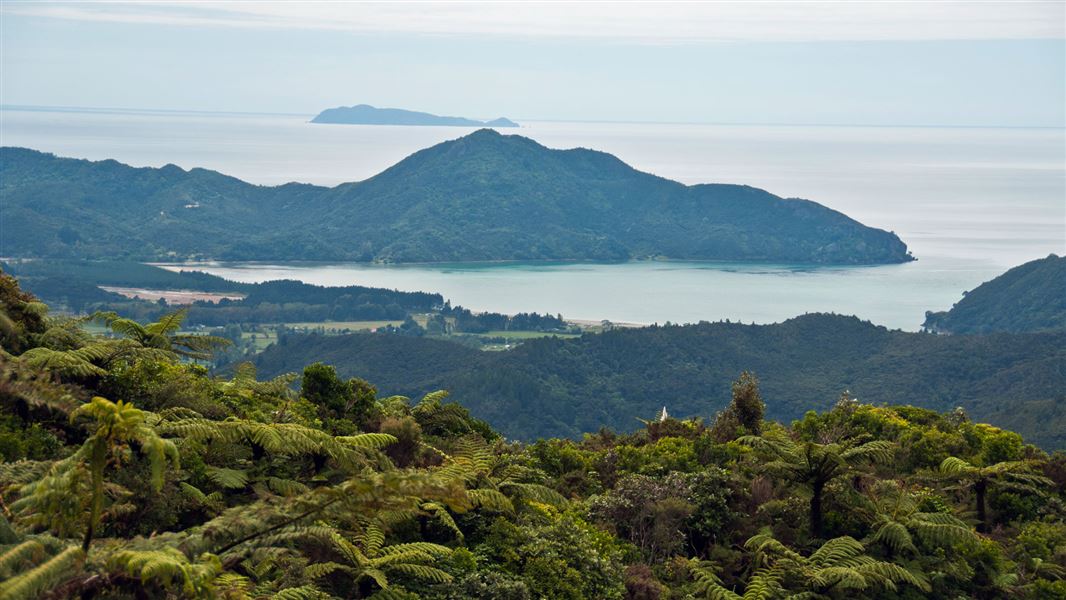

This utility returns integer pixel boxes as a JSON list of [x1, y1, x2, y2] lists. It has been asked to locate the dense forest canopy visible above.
[[923, 254, 1066, 334], [250, 316, 1066, 449], [0, 133, 912, 264], [1, 271, 1064, 599]]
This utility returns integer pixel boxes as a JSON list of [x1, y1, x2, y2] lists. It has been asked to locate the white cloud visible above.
[[3, 1, 1063, 43]]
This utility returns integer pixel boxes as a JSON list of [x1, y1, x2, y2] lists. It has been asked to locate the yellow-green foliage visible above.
[[0, 273, 1063, 600]]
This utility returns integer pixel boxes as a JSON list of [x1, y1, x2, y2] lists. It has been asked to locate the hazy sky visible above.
[[2, 1, 1064, 126]]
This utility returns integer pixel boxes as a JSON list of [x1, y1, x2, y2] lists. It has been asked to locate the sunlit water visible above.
[[3, 106, 1063, 330]]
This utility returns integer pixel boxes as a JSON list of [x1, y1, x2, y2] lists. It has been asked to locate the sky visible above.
[[1, 1, 1064, 127]]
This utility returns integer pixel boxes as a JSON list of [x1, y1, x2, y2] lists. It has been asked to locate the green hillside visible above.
[[1, 131, 912, 264], [924, 254, 1066, 334], [250, 314, 1066, 448]]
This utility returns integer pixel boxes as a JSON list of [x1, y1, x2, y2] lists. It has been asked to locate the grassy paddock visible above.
[[282, 320, 404, 332], [482, 330, 582, 340]]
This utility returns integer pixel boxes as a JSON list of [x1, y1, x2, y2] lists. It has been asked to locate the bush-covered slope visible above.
[[251, 314, 1066, 448], [3, 271, 1064, 600], [1, 131, 912, 264], [924, 254, 1066, 334]]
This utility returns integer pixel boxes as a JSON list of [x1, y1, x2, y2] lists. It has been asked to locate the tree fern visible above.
[[938, 456, 1052, 532], [0, 545, 82, 600], [0, 540, 45, 579], [704, 530, 930, 597], [272, 584, 336, 599], [205, 466, 250, 489], [11, 397, 179, 549], [739, 431, 895, 538], [107, 547, 222, 598]]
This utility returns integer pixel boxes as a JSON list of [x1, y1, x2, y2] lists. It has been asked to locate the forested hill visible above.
[[1, 133, 912, 264], [924, 254, 1066, 334], [251, 314, 1066, 448]]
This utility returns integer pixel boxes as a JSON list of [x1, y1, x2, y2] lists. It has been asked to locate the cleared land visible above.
[[100, 286, 245, 305]]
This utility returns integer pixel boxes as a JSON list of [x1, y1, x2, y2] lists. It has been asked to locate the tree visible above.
[[739, 431, 894, 538], [712, 371, 765, 441], [301, 362, 351, 415], [730, 371, 765, 435], [301, 523, 453, 595], [12, 397, 179, 551], [939, 456, 1052, 533], [94, 309, 230, 360], [866, 480, 975, 551], [689, 531, 929, 599]]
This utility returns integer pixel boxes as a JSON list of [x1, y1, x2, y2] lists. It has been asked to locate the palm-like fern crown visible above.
[[296, 522, 454, 592], [71, 396, 180, 491], [939, 455, 1051, 486], [12, 308, 229, 380], [10, 397, 180, 542], [434, 434, 566, 513], [95, 309, 231, 360], [690, 530, 929, 599], [861, 480, 976, 555], [739, 430, 894, 485]]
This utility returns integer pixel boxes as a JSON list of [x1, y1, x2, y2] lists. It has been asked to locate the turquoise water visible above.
[[3, 107, 1063, 330], [158, 257, 1005, 331]]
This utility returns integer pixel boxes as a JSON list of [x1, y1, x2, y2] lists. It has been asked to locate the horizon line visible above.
[[2, 103, 1064, 131]]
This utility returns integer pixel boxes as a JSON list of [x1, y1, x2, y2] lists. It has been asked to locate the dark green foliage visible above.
[[302, 363, 354, 417], [2, 272, 1065, 600], [1, 134, 912, 264], [6, 260, 442, 324], [924, 254, 1066, 334], [711, 371, 765, 440], [250, 315, 1066, 448]]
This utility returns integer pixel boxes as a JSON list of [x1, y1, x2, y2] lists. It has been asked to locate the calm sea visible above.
[[2, 106, 1063, 330]]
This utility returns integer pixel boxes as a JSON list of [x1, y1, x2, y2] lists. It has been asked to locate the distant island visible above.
[[311, 104, 519, 127], [923, 254, 1065, 334], [0, 130, 913, 264]]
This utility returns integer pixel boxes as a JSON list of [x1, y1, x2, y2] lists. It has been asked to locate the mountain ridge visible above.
[[1, 131, 913, 264]]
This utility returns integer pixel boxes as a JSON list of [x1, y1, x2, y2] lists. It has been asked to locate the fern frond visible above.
[[939, 457, 977, 476], [841, 440, 895, 465], [205, 466, 250, 489], [146, 310, 188, 336], [421, 502, 463, 541], [0, 545, 83, 600], [304, 561, 350, 579], [266, 477, 310, 497], [467, 488, 514, 513], [499, 481, 567, 508], [107, 547, 222, 595], [377, 542, 452, 558], [870, 521, 916, 555], [17, 347, 105, 378], [272, 584, 335, 599], [387, 562, 453, 583], [0, 541, 45, 579], [361, 524, 385, 557], [807, 536, 864, 567], [337, 433, 398, 450]]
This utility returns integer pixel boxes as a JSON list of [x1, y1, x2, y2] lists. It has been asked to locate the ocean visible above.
[[2, 106, 1063, 330]]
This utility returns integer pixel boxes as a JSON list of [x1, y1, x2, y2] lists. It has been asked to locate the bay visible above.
[[3, 106, 1063, 330]]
